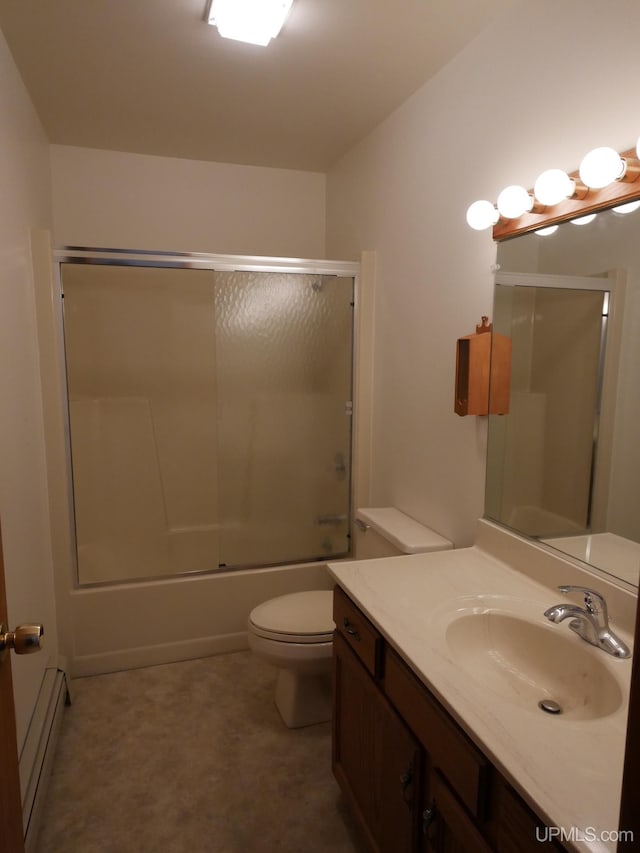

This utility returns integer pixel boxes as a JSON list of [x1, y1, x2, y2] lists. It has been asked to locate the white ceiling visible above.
[[0, 0, 512, 172]]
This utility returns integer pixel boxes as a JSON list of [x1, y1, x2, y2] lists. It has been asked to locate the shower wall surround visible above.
[[60, 255, 356, 586]]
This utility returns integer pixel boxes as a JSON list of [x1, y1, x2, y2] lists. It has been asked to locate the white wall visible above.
[[0, 30, 58, 751], [326, 0, 640, 547], [51, 145, 327, 258]]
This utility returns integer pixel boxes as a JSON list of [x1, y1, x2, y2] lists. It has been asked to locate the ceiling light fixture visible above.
[[206, 0, 294, 47]]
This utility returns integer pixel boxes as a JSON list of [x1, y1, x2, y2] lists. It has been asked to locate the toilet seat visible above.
[[248, 590, 334, 644]]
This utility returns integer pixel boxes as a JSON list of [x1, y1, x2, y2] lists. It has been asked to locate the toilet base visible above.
[[274, 663, 332, 728]]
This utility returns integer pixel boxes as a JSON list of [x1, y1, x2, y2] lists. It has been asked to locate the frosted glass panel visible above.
[[62, 264, 219, 584], [61, 263, 354, 584], [214, 272, 353, 566]]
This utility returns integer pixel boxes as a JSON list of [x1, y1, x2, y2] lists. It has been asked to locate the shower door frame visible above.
[[53, 246, 361, 589]]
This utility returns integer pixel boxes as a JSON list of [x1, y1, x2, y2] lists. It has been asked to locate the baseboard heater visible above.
[[20, 667, 69, 852]]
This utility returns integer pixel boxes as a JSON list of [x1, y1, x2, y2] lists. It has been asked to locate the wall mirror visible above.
[[485, 203, 640, 589]]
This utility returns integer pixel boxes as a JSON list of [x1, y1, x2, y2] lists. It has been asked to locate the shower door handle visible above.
[[315, 514, 348, 526]]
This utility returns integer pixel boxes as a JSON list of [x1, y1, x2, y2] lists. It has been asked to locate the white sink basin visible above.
[[445, 609, 623, 720]]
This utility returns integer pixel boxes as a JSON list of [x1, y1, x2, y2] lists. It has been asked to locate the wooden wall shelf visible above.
[[455, 317, 511, 416]]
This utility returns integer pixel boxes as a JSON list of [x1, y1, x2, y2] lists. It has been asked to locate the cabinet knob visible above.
[[422, 800, 438, 836], [342, 617, 360, 641]]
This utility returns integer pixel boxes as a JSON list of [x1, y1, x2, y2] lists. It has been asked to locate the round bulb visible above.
[[579, 147, 625, 189], [534, 225, 559, 236], [466, 200, 499, 231], [496, 185, 533, 219], [533, 170, 575, 206], [636, 136, 640, 159], [571, 213, 597, 226], [612, 200, 640, 215]]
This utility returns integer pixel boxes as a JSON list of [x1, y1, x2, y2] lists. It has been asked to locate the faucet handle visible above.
[[558, 585, 607, 618]]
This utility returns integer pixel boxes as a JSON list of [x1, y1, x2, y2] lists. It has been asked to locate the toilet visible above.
[[247, 507, 453, 728], [248, 590, 334, 728]]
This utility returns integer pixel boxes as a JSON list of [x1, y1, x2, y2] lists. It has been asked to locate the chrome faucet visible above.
[[544, 585, 631, 659]]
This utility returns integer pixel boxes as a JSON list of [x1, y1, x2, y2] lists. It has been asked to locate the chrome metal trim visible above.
[[71, 553, 350, 591], [495, 270, 611, 292], [53, 260, 83, 590], [54, 245, 360, 277]]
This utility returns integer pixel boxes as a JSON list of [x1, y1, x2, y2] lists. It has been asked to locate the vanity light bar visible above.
[[467, 139, 640, 240]]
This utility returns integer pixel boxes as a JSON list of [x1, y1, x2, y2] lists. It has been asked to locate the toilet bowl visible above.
[[248, 590, 334, 728], [248, 508, 453, 728]]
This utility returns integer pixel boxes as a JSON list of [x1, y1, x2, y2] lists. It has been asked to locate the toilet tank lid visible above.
[[356, 507, 453, 554], [249, 590, 334, 636]]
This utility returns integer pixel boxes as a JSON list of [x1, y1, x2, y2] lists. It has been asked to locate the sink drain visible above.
[[538, 699, 562, 715]]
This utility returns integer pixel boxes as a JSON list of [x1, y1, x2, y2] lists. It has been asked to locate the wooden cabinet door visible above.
[[0, 525, 25, 853], [423, 772, 492, 853], [379, 702, 421, 853], [332, 631, 420, 853]]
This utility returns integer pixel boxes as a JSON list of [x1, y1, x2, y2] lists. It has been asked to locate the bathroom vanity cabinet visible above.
[[332, 586, 566, 853]]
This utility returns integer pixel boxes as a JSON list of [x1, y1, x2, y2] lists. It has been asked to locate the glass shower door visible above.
[[214, 271, 354, 567], [61, 260, 355, 585], [61, 263, 220, 584]]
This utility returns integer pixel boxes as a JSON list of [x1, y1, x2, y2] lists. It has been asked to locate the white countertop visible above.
[[328, 543, 634, 853]]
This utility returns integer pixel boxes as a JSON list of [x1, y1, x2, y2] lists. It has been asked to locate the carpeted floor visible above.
[[36, 651, 365, 853]]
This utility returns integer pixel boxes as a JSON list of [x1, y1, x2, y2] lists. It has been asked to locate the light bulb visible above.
[[612, 200, 640, 215], [533, 170, 575, 206], [637, 136, 640, 160], [579, 147, 625, 189], [466, 200, 499, 231], [534, 225, 559, 236], [571, 213, 597, 226], [496, 185, 534, 219]]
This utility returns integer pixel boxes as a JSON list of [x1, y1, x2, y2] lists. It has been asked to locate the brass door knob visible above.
[[0, 623, 44, 655]]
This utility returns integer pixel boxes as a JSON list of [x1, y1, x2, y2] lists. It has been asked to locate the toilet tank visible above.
[[353, 507, 453, 559]]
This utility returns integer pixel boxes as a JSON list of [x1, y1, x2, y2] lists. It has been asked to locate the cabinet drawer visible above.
[[333, 586, 383, 678], [385, 647, 489, 820]]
